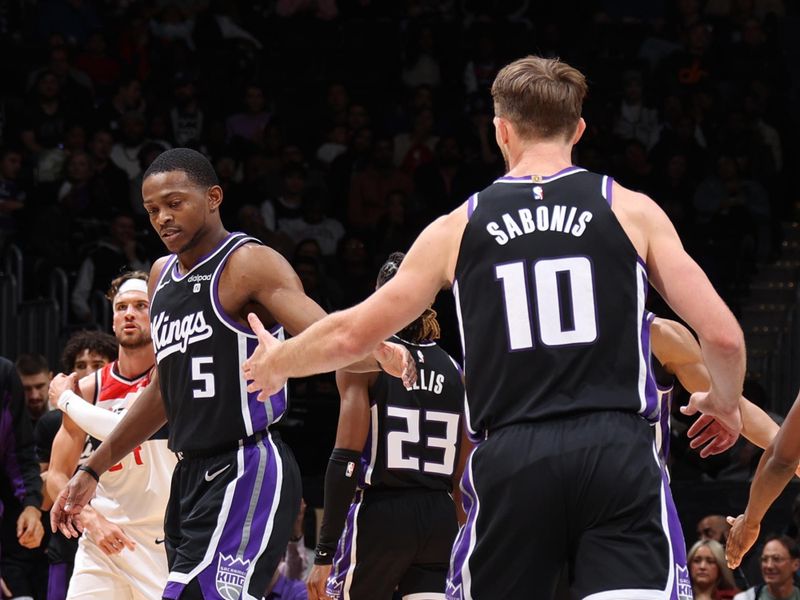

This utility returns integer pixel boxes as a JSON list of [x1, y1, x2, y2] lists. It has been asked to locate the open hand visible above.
[[686, 413, 738, 457], [51, 470, 97, 538], [726, 514, 760, 569], [242, 313, 286, 401], [681, 390, 742, 449], [374, 342, 417, 389], [82, 509, 136, 555]]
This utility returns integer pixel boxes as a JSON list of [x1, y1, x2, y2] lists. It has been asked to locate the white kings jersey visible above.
[[89, 362, 176, 526]]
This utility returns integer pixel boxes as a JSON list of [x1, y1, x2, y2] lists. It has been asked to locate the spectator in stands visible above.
[[95, 78, 145, 134], [315, 124, 348, 166], [698, 514, 732, 545], [15, 354, 52, 424], [70, 213, 150, 323], [226, 83, 271, 144], [110, 111, 150, 180], [414, 134, 481, 216], [74, 31, 121, 95], [20, 70, 73, 158], [0, 147, 26, 250], [129, 141, 168, 217], [688, 539, 739, 600], [261, 164, 307, 232], [169, 71, 204, 147], [279, 187, 344, 256], [0, 357, 46, 600], [26, 46, 93, 110], [348, 137, 412, 232], [394, 107, 438, 173], [89, 129, 130, 215], [56, 150, 96, 217], [734, 535, 800, 600], [612, 70, 659, 149]]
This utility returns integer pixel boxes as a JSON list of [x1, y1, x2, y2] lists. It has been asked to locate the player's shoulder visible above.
[[226, 239, 292, 279]]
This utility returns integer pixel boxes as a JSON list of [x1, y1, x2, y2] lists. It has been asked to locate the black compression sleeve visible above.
[[315, 448, 361, 565]]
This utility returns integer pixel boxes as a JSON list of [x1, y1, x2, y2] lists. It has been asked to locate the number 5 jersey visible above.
[[149, 233, 287, 453]]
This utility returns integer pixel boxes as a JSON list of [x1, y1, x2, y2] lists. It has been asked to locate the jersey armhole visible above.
[[92, 369, 101, 405], [601, 175, 614, 207]]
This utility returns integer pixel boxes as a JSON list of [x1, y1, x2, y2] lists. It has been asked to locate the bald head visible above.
[[697, 515, 731, 544]]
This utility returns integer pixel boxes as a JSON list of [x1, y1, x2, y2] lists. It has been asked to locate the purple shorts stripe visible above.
[[446, 447, 479, 600], [188, 438, 281, 600], [661, 466, 690, 599], [162, 580, 187, 600], [47, 562, 69, 600], [326, 490, 363, 598]]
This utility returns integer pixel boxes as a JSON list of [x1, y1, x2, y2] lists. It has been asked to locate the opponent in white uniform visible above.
[[47, 273, 177, 600]]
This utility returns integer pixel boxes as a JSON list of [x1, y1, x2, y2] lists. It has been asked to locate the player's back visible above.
[[150, 232, 287, 453], [454, 167, 656, 435], [90, 362, 175, 526], [361, 336, 464, 492]]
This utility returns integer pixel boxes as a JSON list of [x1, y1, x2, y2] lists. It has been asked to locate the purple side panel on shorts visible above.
[[47, 562, 69, 600], [189, 437, 281, 600], [446, 447, 479, 600], [162, 580, 187, 600], [326, 490, 363, 598], [662, 467, 690, 600], [659, 388, 673, 465]]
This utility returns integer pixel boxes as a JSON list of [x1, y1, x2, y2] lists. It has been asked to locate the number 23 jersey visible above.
[[454, 168, 656, 435], [361, 336, 464, 492]]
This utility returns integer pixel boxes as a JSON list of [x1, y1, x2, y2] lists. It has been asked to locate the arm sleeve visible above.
[[1, 360, 43, 508], [314, 448, 361, 565], [58, 390, 123, 441]]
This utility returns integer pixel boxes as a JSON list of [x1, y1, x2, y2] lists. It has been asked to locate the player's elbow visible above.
[[766, 447, 799, 477], [702, 326, 744, 358]]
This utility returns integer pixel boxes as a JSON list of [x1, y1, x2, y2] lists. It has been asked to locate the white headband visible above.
[[116, 278, 148, 297]]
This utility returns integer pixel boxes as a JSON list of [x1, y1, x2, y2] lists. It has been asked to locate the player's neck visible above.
[[176, 226, 229, 273], [116, 346, 155, 379], [504, 139, 574, 178]]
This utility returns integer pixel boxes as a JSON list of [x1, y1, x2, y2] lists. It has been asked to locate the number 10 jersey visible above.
[[150, 232, 288, 453], [454, 168, 656, 437]]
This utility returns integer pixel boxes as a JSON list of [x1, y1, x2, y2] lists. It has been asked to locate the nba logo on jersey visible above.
[[675, 565, 692, 600], [533, 185, 544, 200], [215, 554, 251, 600], [345, 461, 355, 478], [417, 350, 425, 363]]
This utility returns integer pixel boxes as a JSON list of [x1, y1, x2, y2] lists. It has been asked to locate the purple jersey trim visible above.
[[466, 193, 478, 219], [171, 231, 238, 281]]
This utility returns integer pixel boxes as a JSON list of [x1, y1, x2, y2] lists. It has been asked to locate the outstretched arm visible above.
[[628, 188, 745, 433], [244, 209, 464, 398], [726, 389, 800, 568]]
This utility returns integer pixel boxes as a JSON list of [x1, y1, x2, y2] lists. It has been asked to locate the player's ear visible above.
[[571, 118, 586, 145], [207, 185, 223, 213]]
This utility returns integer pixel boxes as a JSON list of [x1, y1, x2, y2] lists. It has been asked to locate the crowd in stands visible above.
[[0, 0, 799, 598]]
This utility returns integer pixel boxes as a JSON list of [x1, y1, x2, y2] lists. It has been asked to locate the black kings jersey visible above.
[[150, 232, 287, 452], [360, 336, 464, 492], [454, 167, 658, 436]]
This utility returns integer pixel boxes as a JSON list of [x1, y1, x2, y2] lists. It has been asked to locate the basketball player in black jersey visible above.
[[244, 56, 747, 599], [307, 252, 467, 600], [50, 148, 415, 600]]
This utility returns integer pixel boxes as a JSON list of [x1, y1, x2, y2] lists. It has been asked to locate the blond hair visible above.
[[687, 539, 737, 590], [491, 55, 587, 141]]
